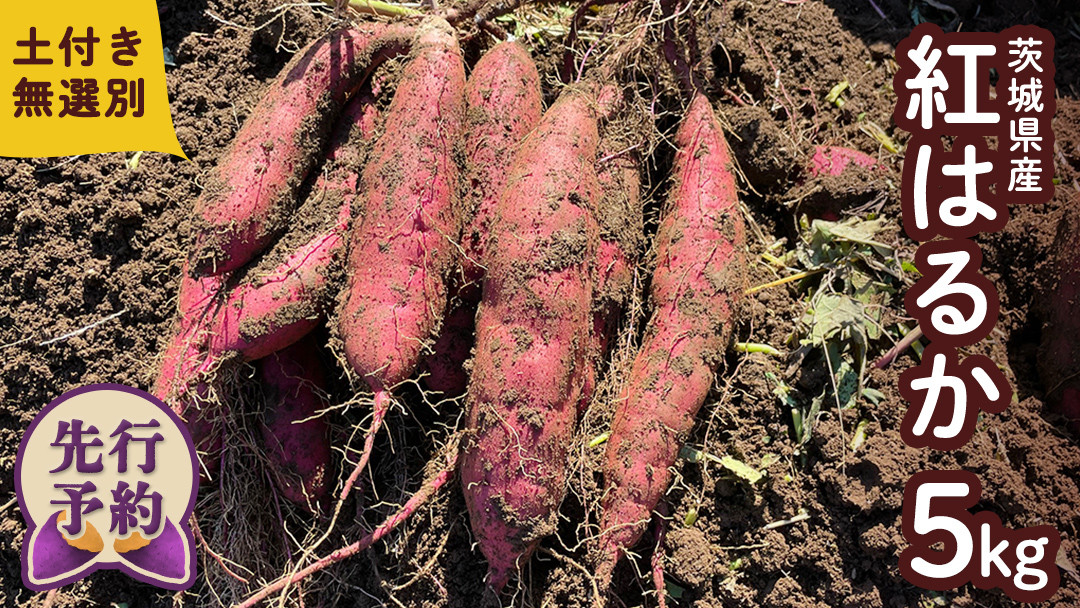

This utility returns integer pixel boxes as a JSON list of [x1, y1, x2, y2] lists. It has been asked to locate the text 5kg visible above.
[[900, 470, 1061, 602]]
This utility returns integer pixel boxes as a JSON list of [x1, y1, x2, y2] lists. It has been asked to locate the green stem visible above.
[[323, 0, 421, 18], [588, 431, 610, 448], [734, 342, 782, 357], [745, 267, 826, 296]]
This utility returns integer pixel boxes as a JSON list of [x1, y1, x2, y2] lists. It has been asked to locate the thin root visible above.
[[233, 439, 459, 608]]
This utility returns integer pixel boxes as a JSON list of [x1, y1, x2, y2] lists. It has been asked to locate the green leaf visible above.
[[817, 218, 893, 255], [834, 357, 860, 410], [681, 445, 765, 486], [679, 444, 707, 463], [850, 419, 870, 451], [666, 581, 686, 599], [792, 407, 805, 443], [770, 375, 800, 409], [802, 391, 825, 445], [860, 121, 902, 154], [804, 293, 865, 345], [849, 269, 873, 294], [862, 388, 886, 404]]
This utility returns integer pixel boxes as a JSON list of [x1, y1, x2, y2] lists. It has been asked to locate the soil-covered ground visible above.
[[1, 0, 1078, 607]]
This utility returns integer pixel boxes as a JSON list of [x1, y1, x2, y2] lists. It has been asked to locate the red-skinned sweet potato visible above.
[[258, 337, 332, 510], [582, 100, 645, 410], [152, 269, 226, 476], [337, 17, 466, 474], [207, 93, 378, 361], [420, 40, 542, 396], [207, 202, 351, 361], [798, 145, 885, 220], [153, 266, 224, 405], [420, 300, 476, 396], [188, 24, 411, 276], [596, 93, 746, 586], [459, 41, 543, 284], [806, 145, 881, 178], [156, 93, 379, 476], [459, 86, 602, 591]]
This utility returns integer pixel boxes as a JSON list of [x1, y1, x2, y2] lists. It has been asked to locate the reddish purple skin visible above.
[[592, 241, 632, 355], [799, 145, 884, 221], [460, 87, 601, 591], [258, 337, 332, 510], [1039, 199, 1080, 434], [421, 296, 477, 395], [208, 204, 350, 361], [339, 19, 466, 395], [583, 145, 643, 412], [806, 145, 880, 178], [153, 268, 222, 405], [597, 94, 746, 584], [459, 41, 543, 284], [420, 41, 542, 396], [153, 270, 225, 476], [156, 96, 379, 475], [189, 24, 411, 276], [207, 94, 378, 361]]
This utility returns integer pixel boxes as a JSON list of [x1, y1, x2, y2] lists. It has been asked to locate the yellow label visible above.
[[0, 1, 186, 158]]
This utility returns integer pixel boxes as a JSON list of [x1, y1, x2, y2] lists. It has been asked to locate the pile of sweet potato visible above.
[[154, 15, 751, 601]]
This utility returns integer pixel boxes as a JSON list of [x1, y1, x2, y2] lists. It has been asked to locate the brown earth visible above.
[[0, 0, 1078, 607]]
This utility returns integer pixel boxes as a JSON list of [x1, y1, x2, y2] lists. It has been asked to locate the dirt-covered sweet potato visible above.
[[596, 93, 746, 586], [582, 108, 645, 410], [206, 93, 378, 361], [337, 17, 466, 476], [420, 40, 542, 396], [188, 24, 411, 276], [258, 337, 332, 510], [152, 269, 225, 475], [459, 86, 602, 591]]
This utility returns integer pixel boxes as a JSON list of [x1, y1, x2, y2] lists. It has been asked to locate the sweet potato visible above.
[[258, 337, 332, 510], [207, 93, 378, 361], [592, 155, 641, 359], [1038, 197, 1080, 434], [337, 17, 466, 472], [459, 41, 543, 284], [459, 86, 602, 591], [420, 40, 542, 395], [156, 93, 379, 475], [420, 300, 476, 395], [153, 267, 223, 408], [798, 145, 885, 220], [584, 108, 645, 408], [188, 23, 412, 276], [596, 93, 746, 585], [161, 205, 345, 472], [806, 145, 881, 178], [207, 203, 351, 361], [152, 269, 226, 475]]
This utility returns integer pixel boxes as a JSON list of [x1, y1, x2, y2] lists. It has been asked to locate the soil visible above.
[[0, 1, 1078, 607]]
